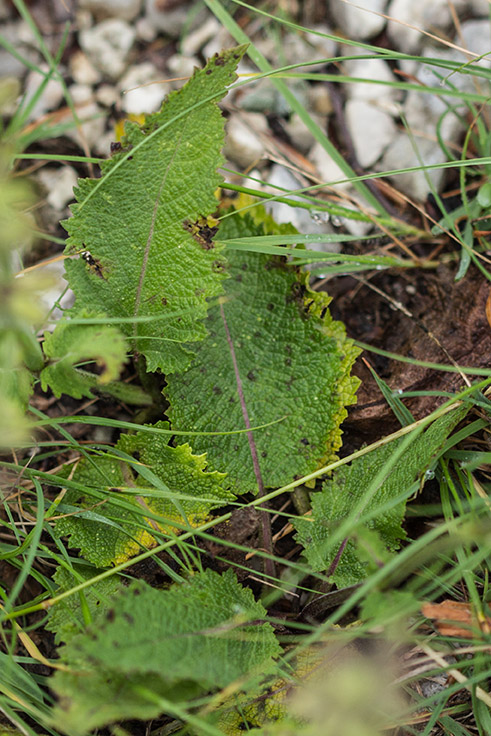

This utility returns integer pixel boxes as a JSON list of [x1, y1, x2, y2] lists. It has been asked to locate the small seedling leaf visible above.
[[293, 406, 466, 586], [40, 314, 127, 399]]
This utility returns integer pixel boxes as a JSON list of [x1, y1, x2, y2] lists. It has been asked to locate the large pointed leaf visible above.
[[55, 423, 233, 566], [63, 46, 246, 373], [164, 212, 360, 493], [50, 570, 281, 735], [293, 406, 467, 587]]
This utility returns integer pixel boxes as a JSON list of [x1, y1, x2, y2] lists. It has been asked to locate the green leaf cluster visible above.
[[50, 570, 281, 735], [293, 407, 467, 587], [55, 422, 233, 566]]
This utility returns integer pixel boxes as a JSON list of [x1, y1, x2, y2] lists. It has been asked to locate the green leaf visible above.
[[293, 407, 467, 587], [63, 46, 246, 374], [477, 181, 491, 208], [40, 313, 127, 399], [45, 565, 125, 645], [55, 423, 233, 566], [165, 212, 360, 493], [51, 570, 281, 734]]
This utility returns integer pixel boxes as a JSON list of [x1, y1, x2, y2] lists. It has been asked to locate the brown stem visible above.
[[219, 303, 276, 582], [326, 536, 349, 580]]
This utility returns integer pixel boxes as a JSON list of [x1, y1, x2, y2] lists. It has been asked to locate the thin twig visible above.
[[219, 302, 276, 581]]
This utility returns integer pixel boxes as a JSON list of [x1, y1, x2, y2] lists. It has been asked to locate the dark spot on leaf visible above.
[[212, 260, 226, 273], [235, 274, 243, 282], [285, 344, 292, 354], [161, 297, 168, 306], [254, 331, 261, 339], [229, 396, 235, 403], [206, 68, 212, 75], [213, 385, 222, 394], [241, 263, 247, 271], [247, 371, 256, 381], [183, 216, 218, 249], [234, 445, 239, 451], [106, 609, 115, 622], [267, 303, 274, 311], [214, 56, 225, 66], [285, 358, 291, 366], [301, 438, 309, 446], [123, 613, 134, 625], [200, 366, 206, 373], [110, 141, 122, 154], [261, 451, 267, 458], [133, 587, 141, 596], [287, 281, 306, 307]]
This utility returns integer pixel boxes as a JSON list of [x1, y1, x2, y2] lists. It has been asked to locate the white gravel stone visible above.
[[34, 258, 74, 326], [118, 63, 169, 114], [266, 164, 341, 248], [95, 83, 119, 107], [345, 99, 396, 168], [69, 50, 101, 85], [284, 113, 317, 154], [203, 26, 235, 59], [380, 132, 447, 201], [305, 24, 338, 60], [93, 130, 118, 157], [166, 54, 200, 83], [240, 79, 291, 116], [387, 0, 466, 53], [343, 56, 401, 115], [459, 19, 491, 62], [307, 84, 333, 116], [470, 0, 491, 16], [66, 84, 106, 150], [36, 166, 78, 212], [310, 141, 352, 192], [145, 0, 206, 38], [224, 113, 268, 169], [135, 16, 157, 42], [79, 0, 142, 21], [181, 16, 220, 57], [79, 19, 136, 80], [23, 66, 65, 122], [331, 0, 387, 41]]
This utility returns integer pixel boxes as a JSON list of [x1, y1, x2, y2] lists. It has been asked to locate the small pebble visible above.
[[36, 166, 78, 212], [145, 0, 206, 38], [181, 17, 220, 57], [79, 19, 136, 80], [284, 112, 317, 154], [79, 0, 142, 21], [310, 141, 352, 192], [65, 84, 106, 150], [23, 66, 65, 121], [307, 84, 333, 116], [331, 0, 387, 41], [345, 99, 396, 168], [70, 50, 101, 86], [119, 63, 169, 114], [224, 112, 268, 169]]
